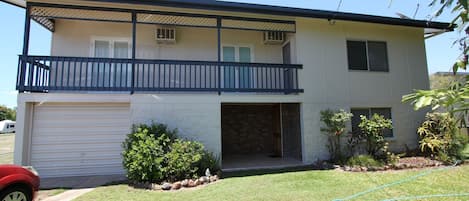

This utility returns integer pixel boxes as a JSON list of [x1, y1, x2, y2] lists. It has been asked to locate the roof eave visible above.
[[84, 0, 454, 31]]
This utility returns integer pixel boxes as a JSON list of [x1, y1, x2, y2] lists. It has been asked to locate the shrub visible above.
[[165, 140, 205, 181], [358, 114, 393, 161], [122, 128, 170, 183], [198, 151, 221, 176], [346, 155, 383, 167], [417, 112, 469, 162], [320, 109, 353, 162], [122, 122, 220, 183]]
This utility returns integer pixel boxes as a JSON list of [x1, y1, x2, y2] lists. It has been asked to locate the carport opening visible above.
[[221, 103, 302, 170]]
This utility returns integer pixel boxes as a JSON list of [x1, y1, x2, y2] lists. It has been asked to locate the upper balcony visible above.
[[16, 2, 303, 94]]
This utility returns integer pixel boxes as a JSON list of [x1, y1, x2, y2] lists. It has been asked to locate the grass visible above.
[[75, 165, 469, 201], [0, 133, 14, 164]]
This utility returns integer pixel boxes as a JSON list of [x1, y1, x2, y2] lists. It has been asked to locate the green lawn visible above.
[[0, 133, 14, 164], [75, 165, 469, 201]]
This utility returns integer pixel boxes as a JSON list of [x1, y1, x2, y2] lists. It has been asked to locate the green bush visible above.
[[320, 109, 353, 163], [165, 140, 205, 181], [358, 114, 393, 161], [122, 123, 220, 183], [122, 128, 170, 183], [198, 151, 220, 176], [347, 155, 383, 167], [417, 112, 469, 163]]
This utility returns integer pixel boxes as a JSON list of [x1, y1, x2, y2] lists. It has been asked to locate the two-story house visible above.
[[8, 0, 451, 178]]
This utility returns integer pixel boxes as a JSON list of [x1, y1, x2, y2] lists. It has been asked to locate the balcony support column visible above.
[[217, 17, 222, 95], [19, 5, 31, 93], [131, 11, 137, 94]]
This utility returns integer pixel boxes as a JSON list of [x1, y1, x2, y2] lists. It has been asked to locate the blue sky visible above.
[[0, 0, 462, 108]]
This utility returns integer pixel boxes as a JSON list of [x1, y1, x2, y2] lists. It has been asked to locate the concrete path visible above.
[[41, 175, 126, 189], [41, 188, 94, 201], [39, 175, 127, 201]]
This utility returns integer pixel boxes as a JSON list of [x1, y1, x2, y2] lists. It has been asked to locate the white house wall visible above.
[[51, 20, 283, 63], [16, 15, 430, 168]]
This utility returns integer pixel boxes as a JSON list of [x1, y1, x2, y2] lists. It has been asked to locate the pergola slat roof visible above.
[[29, 3, 297, 32]]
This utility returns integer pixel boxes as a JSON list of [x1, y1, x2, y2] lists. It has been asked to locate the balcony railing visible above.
[[17, 55, 303, 94]]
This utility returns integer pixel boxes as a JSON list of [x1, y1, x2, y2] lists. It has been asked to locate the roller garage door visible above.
[[30, 103, 131, 178]]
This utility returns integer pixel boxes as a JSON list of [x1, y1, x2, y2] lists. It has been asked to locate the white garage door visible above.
[[30, 103, 130, 178]]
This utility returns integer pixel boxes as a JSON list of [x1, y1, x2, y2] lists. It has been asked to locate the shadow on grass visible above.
[[221, 164, 327, 178]]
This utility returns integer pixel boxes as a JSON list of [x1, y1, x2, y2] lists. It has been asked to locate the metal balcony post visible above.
[[131, 11, 137, 94], [19, 5, 31, 93]]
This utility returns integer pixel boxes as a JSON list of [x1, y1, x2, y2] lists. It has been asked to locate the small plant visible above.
[[418, 112, 469, 163], [346, 155, 383, 167], [320, 109, 353, 163], [198, 151, 220, 176], [358, 114, 393, 160]]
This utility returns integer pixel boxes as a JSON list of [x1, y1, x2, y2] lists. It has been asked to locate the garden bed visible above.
[[337, 157, 444, 172], [131, 175, 219, 191]]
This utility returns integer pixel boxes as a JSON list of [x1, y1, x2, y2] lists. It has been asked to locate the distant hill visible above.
[[430, 72, 469, 89]]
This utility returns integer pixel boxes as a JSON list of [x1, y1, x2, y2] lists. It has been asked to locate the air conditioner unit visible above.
[[263, 31, 285, 44], [156, 27, 176, 44]]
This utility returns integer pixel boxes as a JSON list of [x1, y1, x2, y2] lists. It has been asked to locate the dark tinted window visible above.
[[351, 109, 370, 134], [347, 41, 368, 70], [368, 42, 389, 72]]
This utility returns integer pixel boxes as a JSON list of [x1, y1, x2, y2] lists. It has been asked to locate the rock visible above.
[[368, 167, 376, 171], [181, 179, 189, 187], [194, 179, 202, 186], [199, 176, 209, 184], [361, 167, 368, 172], [172, 182, 182, 190], [351, 167, 361, 172], [161, 182, 172, 191], [151, 183, 161, 190], [188, 179, 197, 187], [209, 175, 218, 182], [344, 166, 352, 171], [333, 165, 341, 169]]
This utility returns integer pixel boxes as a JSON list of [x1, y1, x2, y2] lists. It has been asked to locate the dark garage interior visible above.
[[221, 103, 302, 170]]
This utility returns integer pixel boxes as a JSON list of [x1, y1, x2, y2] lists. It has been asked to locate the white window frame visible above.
[[88, 37, 132, 88], [221, 44, 255, 89], [90, 36, 132, 58]]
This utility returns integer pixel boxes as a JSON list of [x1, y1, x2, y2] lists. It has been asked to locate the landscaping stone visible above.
[[209, 175, 218, 182], [194, 179, 202, 186], [151, 183, 161, 190], [187, 179, 197, 188], [161, 182, 172, 191], [199, 176, 209, 184], [181, 179, 189, 187], [172, 182, 182, 190]]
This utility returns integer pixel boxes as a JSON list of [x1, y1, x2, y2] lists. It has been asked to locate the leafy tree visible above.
[[320, 109, 353, 162], [0, 105, 16, 121]]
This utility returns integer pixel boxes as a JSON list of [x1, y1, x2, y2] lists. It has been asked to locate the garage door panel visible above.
[[31, 103, 130, 178]]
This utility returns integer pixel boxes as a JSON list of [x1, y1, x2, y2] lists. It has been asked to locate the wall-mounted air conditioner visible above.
[[263, 31, 285, 44], [156, 27, 176, 44]]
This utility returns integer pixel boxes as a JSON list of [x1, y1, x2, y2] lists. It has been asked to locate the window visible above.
[[347, 40, 389, 72], [91, 38, 131, 88], [222, 45, 253, 89], [351, 108, 393, 138]]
